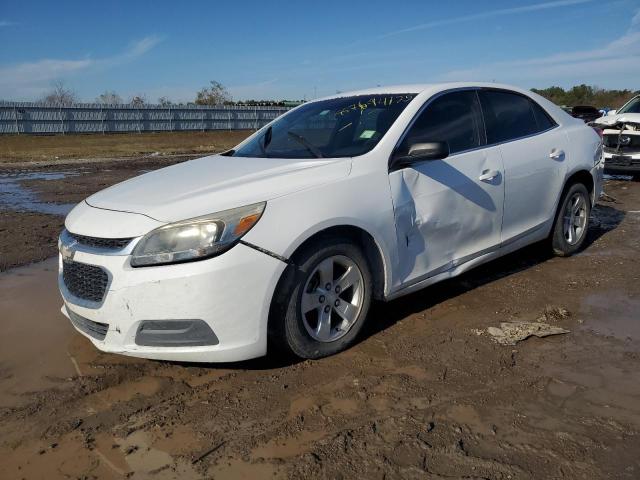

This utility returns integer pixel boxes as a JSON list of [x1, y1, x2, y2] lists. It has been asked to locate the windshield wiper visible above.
[[287, 131, 323, 158]]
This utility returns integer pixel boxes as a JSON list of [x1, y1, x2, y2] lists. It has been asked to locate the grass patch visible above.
[[0, 131, 252, 162]]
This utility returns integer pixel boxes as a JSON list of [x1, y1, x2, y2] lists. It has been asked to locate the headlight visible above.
[[131, 202, 265, 267]]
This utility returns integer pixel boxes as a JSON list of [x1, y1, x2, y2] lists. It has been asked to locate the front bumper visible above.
[[59, 242, 286, 362], [603, 151, 640, 174]]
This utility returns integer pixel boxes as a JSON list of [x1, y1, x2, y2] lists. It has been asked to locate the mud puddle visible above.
[[581, 291, 640, 343], [0, 258, 77, 408], [0, 170, 79, 215], [0, 157, 185, 272]]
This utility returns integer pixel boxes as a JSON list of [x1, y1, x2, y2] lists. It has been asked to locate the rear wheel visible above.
[[269, 237, 372, 359], [550, 182, 591, 256]]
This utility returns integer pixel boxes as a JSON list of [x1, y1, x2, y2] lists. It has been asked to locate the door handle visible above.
[[479, 169, 499, 182], [549, 149, 565, 160]]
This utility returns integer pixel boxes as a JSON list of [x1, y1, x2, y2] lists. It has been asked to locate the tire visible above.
[[550, 182, 591, 256], [269, 236, 373, 359]]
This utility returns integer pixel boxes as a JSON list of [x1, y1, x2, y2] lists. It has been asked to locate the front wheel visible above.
[[550, 182, 591, 256], [269, 237, 372, 359]]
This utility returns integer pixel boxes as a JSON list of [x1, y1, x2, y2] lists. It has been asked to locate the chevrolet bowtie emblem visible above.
[[60, 239, 78, 261]]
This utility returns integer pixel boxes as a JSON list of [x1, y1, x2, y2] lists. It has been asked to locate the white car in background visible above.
[[59, 82, 603, 362], [593, 95, 640, 178]]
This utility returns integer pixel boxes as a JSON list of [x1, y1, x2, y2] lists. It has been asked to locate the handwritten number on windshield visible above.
[[335, 95, 413, 117]]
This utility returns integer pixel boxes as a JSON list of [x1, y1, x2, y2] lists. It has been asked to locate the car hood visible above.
[[594, 113, 640, 127], [86, 154, 351, 223]]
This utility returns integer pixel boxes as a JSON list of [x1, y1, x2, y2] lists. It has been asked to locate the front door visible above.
[[388, 90, 505, 287]]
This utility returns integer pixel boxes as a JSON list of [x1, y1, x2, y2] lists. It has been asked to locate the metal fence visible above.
[[0, 102, 291, 135]]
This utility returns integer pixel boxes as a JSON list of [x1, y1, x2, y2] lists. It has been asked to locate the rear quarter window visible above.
[[531, 101, 557, 131]]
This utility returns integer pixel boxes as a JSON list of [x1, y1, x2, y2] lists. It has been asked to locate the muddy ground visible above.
[[0, 131, 249, 163], [0, 156, 191, 271], [0, 158, 639, 479]]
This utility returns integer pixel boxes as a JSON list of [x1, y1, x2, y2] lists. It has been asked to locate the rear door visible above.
[[388, 90, 505, 286], [478, 90, 567, 244]]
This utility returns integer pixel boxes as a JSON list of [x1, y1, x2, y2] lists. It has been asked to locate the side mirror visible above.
[[391, 141, 449, 170], [607, 109, 617, 116]]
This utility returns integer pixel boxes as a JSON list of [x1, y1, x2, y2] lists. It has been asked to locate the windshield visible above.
[[618, 96, 640, 114], [232, 94, 417, 159]]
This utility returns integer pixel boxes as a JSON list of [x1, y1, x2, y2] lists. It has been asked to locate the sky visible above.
[[0, 0, 639, 103]]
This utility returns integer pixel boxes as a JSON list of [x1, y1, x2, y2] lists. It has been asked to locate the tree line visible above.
[[37, 80, 639, 109], [38, 80, 303, 107], [531, 85, 639, 109]]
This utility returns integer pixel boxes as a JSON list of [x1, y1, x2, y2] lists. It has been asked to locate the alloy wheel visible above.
[[563, 192, 588, 245], [300, 255, 365, 343]]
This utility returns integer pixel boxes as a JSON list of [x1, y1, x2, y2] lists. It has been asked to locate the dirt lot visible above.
[[0, 131, 250, 163], [1, 154, 639, 479], [0, 157, 193, 271]]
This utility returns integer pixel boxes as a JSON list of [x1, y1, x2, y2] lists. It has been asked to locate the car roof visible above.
[[317, 82, 536, 100], [310, 82, 574, 127]]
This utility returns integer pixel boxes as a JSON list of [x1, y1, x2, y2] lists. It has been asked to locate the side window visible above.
[[479, 90, 538, 144], [398, 90, 482, 156], [530, 100, 556, 131]]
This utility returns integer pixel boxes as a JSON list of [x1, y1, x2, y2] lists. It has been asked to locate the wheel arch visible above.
[[286, 224, 388, 301], [548, 168, 594, 238], [266, 223, 389, 353], [564, 169, 594, 199]]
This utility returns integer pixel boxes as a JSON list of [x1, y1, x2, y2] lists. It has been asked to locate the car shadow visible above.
[[362, 242, 552, 340], [585, 203, 626, 247], [360, 202, 626, 342], [165, 348, 304, 371]]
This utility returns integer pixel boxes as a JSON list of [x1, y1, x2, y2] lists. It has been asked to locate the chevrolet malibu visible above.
[[59, 83, 603, 362]]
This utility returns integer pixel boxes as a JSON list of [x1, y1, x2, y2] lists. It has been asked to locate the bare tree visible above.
[[129, 94, 147, 107], [195, 81, 232, 106], [157, 96, 173, 106], [96, 90, 123, 104], [41, 80, 77, 106]]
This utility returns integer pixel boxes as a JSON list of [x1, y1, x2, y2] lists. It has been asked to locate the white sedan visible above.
[[592, 94, 640, 178], [59, 83, 603, 362]]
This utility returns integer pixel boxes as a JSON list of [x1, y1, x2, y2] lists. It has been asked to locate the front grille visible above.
[[68, 231, 132, 250], [66, 307, 108, 341], [62, 260, 109, 303]]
